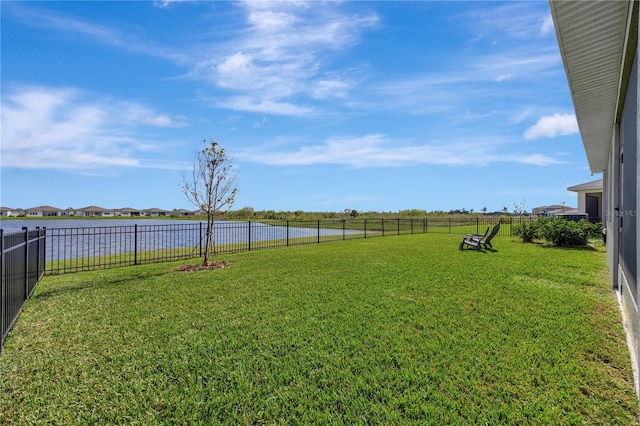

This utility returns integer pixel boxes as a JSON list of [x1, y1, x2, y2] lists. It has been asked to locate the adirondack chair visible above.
[[459, 223, 500, 250], [465, 226, 490, 241], [481, 223, 500, 249], [459, 226, 489, 250]]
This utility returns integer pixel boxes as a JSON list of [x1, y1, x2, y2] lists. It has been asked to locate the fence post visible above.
[[286, 221, 289, 247], [476, 217, 479, 234], [1, 228, 4, 353], [448, 218, 452, 233], [35, 227, 41, 282], [317, 220, 321, 244], [425, 218, 428, 234], [364, 219, 367, 239], [212, 221, 217, 256], [343, 219, 346, 240], [134, 224, 138, 265], [411, 218, 414, 234], [248, 221, 252, 251], [42, 227, 46, 275], [199, 222, 203, 257], [22, 227, 28, 301]]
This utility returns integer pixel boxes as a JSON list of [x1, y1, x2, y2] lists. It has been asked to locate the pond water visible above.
[[0, 218, 193, 234], [1, 218, 365, 261]]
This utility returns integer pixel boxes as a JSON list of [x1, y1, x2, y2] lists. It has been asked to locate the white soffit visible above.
[[549, 1, 630, 173]]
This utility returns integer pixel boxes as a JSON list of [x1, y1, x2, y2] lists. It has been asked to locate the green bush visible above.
[[513, 217, 547, 243], [514, 218, 602, 247], [540, 218, 589, 247], [580, 220, 604, 238]]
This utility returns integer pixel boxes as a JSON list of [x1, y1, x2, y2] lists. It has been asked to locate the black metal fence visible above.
[[40, 216, 523, 274], [1, 227, 46, 353]]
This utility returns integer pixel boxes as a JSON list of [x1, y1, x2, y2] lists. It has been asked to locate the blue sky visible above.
[[1, 1, 592, 213]]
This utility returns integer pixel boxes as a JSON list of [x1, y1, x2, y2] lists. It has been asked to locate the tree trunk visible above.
[[203, 217, 213, 265]]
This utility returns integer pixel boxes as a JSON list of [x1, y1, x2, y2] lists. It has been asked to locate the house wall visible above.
[[616, 43, 640, 390], [573, 190, 602, 220], [604, 168, 617, 287], [576, 192, 586, 213]]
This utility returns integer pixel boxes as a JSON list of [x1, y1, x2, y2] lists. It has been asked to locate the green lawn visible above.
[[1, 234, 638, 424]]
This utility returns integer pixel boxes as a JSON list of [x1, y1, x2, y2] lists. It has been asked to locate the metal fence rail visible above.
[[40, 216, 523, 274], [1, 227, 46, 353], [46, 223, 204, 274]]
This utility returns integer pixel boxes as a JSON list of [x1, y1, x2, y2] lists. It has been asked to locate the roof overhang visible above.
[[567, 178, 603, 192], [549, 0, 635, 173]]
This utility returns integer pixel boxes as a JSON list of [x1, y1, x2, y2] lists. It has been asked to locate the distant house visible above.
[[143, 208, 169, 217], [0, 207, 21, 217], [25, 206, 65, 217], [76, 206, 115, 217], [532, 204, 576, 217], [175, 209, 198, 217], [567, 179, 603, 222], [117, 208, 142, 217]]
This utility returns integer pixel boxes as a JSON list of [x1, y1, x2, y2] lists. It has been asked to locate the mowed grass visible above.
[[1, 234, 638, 424]]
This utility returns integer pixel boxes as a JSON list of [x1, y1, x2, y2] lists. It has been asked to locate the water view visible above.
[[0, 218, 191, 234], [1, 219, 365, 267]]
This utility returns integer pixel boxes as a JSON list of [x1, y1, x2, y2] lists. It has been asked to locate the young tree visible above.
[[513, 197, 528, 217], [183, 140, 238, 265]]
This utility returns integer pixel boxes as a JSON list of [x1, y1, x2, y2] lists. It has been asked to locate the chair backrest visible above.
[[483, 223, 501, 243], [479, 226, 490, 238]]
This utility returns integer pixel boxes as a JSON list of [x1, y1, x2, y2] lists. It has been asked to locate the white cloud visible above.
[[153, 0, 186, 9], [4, 2, 188, 63], [118, 102, 188, 128], [1, 85, 188, 170], [191, 2, 379, 114], [495, 74, 512, 83], [138, 114, 187, 128], [369, 46, 561, 116], [247, 9, 298, 32], [310, 78, 352, 99], [216, 52, 256, 89], [237, 134, 562, 168], [523, 113, 579, 140], [540, 15, 554, 37], [473, 51, 561, 82], [515, 153, 562, 166], [465, 3, 555, 40], [215, 96, 314, 116]]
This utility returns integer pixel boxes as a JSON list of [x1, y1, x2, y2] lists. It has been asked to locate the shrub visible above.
[[540, 218, 589, 247], [513, 217, 547, 243], [514, 217, 602, 247], [580, 220, 604, 239]]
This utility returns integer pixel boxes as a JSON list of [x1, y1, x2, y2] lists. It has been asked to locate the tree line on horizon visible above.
[[221, 207, 522, 221]]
